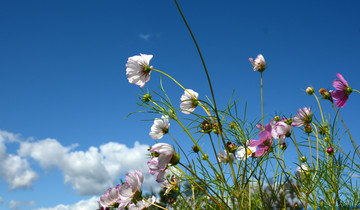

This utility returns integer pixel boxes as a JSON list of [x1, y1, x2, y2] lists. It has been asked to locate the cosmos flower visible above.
[[249, 123, 273, 157], [217, 150, 235, 164], [292, 107, 312, 127], [161, 174, 181, 195], [127, 196, 156, 210], [180, 89, 199, 114], [296, 164, 310, 179], [149, 115, 170, 139], [236, 144, 257, 160], [99, 185, 121, 208], [332, 73, 353, 107], [118, 170, 144, 209], [249, 54, 266, 72], [126, 54, 153, 88], [271, 120, 291, 145], [147, 143, 175, 183]]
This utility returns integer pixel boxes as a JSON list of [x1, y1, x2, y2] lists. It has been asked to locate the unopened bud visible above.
[[227, 142, 238, 153], [324, 136, 330, 142], [300, 156, 307, 162], [202, 154, 208, 160], [280, 143, 287, 151], [306, 87, 314, 95], [274, 116, 280, 122], [327, 147, 334, 155], [192, 145, 200, 153], [319, 88, 331, 100], [201, 120, 212, 133]]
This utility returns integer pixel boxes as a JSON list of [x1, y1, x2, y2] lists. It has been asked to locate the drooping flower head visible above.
[[249, 54, 266, 72], [147, 143, 176, 182], [149, 115, 170, 139], [292, 107, 312, 127], [332, 73, 352, 107], [180, 89, 199, 114], [118, 170, 144, 209], [296, 164, 310, 179], [126, 54, 153, 88], [99, 185, 121, 208]]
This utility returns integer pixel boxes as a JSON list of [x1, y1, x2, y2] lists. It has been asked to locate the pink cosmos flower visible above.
[[118, 170, 144, 209], [332, 73, 352, 107], [126, 54, 153, 88], [180, 89, 199, 114], [99, 185, 121, 208], [249, 54, 266, 72], [161, 174, 181, 195], [147, 143, 175, 183], [149, 115, 170, 139], [249, 123, 273, 157], [292, 107, 312, 127], [271, 120, 291, 145]]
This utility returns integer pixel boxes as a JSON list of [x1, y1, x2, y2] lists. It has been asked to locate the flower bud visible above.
[[280, 143, 287, 151], [306, 87, 314, 95], [201, 120, 212, 133], [319, 88, 331, 100], [327, 147, 334, 155], [324, 136, 330, 142], [227, 142, 238, 153], [192, 145, 200, 153], [274, 116, 280, 122], [202, 154, 208, 160], [256, 123, 263, 130], [300, 156, 307, 162], [319, 127, 328, 136], [229, 122, 236, 130]]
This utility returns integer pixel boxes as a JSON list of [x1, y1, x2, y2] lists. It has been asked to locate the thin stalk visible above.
[[308, 134, 314, 168], [261, 72, 264, 127], [144, 199, 168, 210], [331, 102, 360, 157], [313, 94, 325, 123]]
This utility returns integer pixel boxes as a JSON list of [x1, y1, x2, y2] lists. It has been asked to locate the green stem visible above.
[[353, 89, 360, 94], [313, 94, 325, 123], [144, 198, 168, 210], [331, 102, 360, 157], [261, 72, 264, 127]]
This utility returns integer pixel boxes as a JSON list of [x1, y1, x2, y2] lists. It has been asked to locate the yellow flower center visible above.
[[246, 149, 252, 156]]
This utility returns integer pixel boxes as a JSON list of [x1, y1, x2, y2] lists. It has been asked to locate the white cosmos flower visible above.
[[249, 54, 266, 72], [180, 89, 199, 114], [236, 145, 257, 160], [126, 53, 153, 88], [149, 115, 170, 139]]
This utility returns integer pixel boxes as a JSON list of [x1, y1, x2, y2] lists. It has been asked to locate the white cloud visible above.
[[35, 196, 99, 210], [19, 139, 160, 195], [0, 130, 39, 190], [139, 33, 151, 40], [9, 200, 36, 210]]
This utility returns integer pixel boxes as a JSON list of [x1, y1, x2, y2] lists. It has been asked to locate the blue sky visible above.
[[1, 0, 360, 209]]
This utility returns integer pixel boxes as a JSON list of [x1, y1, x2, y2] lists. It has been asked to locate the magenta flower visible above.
[[147, 143, 175, 182], [99, 185, 121, 208], [292, 107, 312, 127], [332, 73, 353, 107], [249, 123, 273, 157], [118, 170, 144, 209]]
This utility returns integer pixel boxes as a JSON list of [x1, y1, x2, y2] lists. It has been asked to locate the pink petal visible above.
[[336, 73, 349, 86], [333, 79, 347, 90]]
